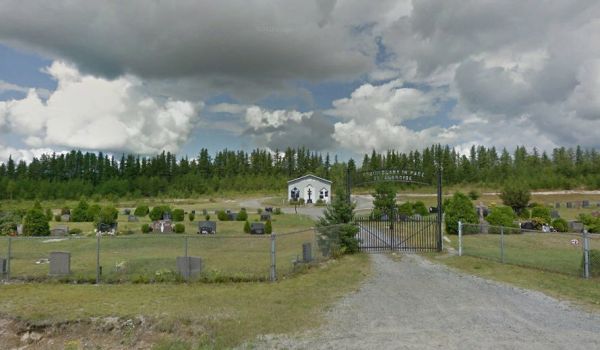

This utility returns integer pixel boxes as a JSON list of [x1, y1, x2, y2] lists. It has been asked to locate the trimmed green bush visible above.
[[445, 192, 478, 235], [244, 220, 251, 233], [188, 212, 195, 221], [172, 209, 185, 222], [23, 207, 50, 236], [174, 223, 185, 234], [552, 218, 568, 232], [54, 214, 61, 222], [149, 205, 172, 221], [217, 210, 228, 221], [397, 202, 413, 216], [141, 223, 151, 233], [265, 220, 272, 234], [500, 183, 531, 214], [486, 206, 518, 234], [413, 201, 429, 216], [274, 208, 282, 215], [70, 228, 82, 235], [531, 206, 551, 224], [71, 199, 92, 222], [236, 209, 248, 221], [134, 205, 149, 217]]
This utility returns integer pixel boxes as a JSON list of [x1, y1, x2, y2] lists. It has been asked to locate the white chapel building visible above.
[[287, 174, 332, 204]]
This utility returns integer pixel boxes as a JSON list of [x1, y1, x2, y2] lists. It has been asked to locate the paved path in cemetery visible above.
[[247, 254, 600, 349]]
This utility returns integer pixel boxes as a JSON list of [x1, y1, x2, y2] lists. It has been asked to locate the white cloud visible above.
[[0, 61, 198, 154], [0, 145, 59, 164], [245, 106, 313, 130]]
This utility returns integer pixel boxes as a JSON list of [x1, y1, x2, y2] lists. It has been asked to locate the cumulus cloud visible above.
[[0, 61, 198, 154], [0, 145, 58, 164]]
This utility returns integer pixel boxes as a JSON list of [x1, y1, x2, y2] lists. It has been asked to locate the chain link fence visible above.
[[0, 226, 340, 284], [458, 221, 599, 279]]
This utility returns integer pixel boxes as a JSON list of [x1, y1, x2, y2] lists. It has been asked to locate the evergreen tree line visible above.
[[0, 144, 599, 200]]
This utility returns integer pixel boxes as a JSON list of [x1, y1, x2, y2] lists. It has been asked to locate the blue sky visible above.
[[1, 1, 599, 163]]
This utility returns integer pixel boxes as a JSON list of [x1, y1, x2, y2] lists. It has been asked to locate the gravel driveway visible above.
[[248, 254, 600, 349]]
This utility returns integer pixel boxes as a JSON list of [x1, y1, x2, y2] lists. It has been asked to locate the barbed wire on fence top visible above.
[[461, 222, 585, 236]]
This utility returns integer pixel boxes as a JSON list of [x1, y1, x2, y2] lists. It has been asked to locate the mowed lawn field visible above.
[[0, 210, 320, 282], [0, 253, 371, 349]]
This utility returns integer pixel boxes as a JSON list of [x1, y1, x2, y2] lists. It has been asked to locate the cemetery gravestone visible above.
[[128, 215, 138, 222], [566, 202, 573, 209], [50, 226, 69, 236], [260, 213, 271, 221], [550, 210, 560, 219], [227, 212, 237, 221], [582, 200, 590, 208], [250, 222, 265, 235], [198, 221, 217, 234], [265, 207, 273, 213], [176, 256, 203, 280], [61, 214, 71, 222], [49, 252, 71, 275], [568, 221, 584, 233], [555, 202, 561, 208]]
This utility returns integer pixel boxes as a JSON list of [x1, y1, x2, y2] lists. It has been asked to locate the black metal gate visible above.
[[355, 214, 441, 252]]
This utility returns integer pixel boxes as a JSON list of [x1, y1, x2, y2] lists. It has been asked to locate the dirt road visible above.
[[248, 254, 600, 349]]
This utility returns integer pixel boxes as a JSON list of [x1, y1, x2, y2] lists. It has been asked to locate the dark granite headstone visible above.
[[566, 202, 573, 209], [260, 213, 271, 221], [227, 212, 237, 221], [521, 221, 535, 231], [428, 207, 438, 214], [265, 207, 273, 213], [197, 221, 216, 234], [582, 200, 590, 208], [550, 210, 560, 219], [97, 222, 118, 233], [555, 202, 561, 208], [250, 222, 265, 235]]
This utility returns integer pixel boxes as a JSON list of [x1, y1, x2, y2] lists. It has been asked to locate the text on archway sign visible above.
[[362, 169, 425, 183]]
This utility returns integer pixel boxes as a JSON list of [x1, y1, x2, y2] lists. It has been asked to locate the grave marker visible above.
[[250, 222, 265, 235], [260, 213, 271, 221], [197, 221, 217, 234]]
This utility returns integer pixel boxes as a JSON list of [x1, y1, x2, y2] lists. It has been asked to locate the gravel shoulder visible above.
[[248, 254, 600, 349]]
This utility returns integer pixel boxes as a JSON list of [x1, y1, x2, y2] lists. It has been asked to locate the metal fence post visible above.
[[184, 236, 189, 257], [458, 221, 462, 256], [500, 226, 505, 263], [7, 236, 12, 280], [583, 230, 590, 279], [270, 233, 277, 282], [96, 235, 101, 284]]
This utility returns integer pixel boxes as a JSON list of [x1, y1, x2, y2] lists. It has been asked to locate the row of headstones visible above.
[[554, 201, 600, 209]]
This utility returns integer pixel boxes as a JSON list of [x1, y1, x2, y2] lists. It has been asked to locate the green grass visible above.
[[0, 253, 371, 348], [429, 254, 600, 311], [451, 231, 596, 276], [2, 212, 318, 282]]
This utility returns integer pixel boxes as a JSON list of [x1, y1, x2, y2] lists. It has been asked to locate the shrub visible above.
[[45, 208, 53, 221], [468, 190, 480, 200], [217, 210, 228, 221], [96, 206, 118, 226], [445, 192, 478, 235], [71, 199, 92, 222], [413, 201, 429, 216], [61, 207, 71, 215], [315, 199, 325, 206], [172, 209, 185, 222], [236, 209, 248, 221], [257, 208, 263, 214], [70, 228, 82, 235], [397, 202, 413, 217], [149, 205, 172, 221], [54, 214, 62, 222], [23, 208, 50, 236], [552, 218, 568, 232], [174, 223, 185, 234], [518, 208, 531, 220], [87, 204, 102, 222], [134, 205, 149, 217], [141, 223, 151, 233], [531, 206, 551, 224], [500, 183, 531, 214], [486, 206, 518, 233], [274, 208, 282, 215], [265, 220, 272, 234], [244, 220, 251, 233], [298, 198, 305, 205], [205, 214, 211, 221], [188, 212, 195, 221]]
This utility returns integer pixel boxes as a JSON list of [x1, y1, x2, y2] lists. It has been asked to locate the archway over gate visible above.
[[346, 168, 443, 252]]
